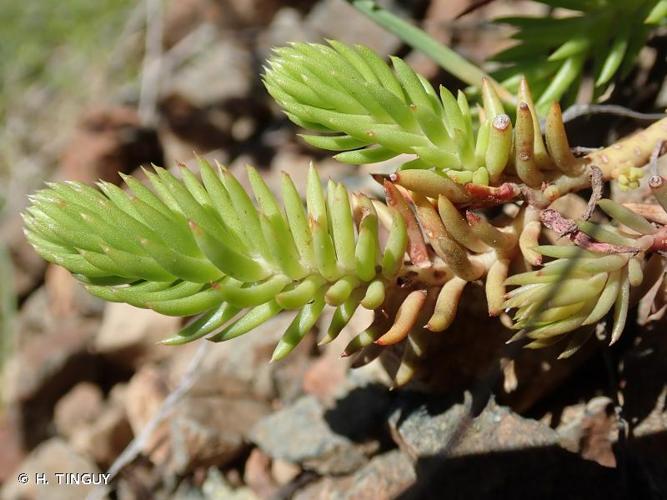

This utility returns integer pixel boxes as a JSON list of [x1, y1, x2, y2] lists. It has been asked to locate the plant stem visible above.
[[345, 0, 515, 105], [586, 117, 667, 178], [487, 117, 667, 209]]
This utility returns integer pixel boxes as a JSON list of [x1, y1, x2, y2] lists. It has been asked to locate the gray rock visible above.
[[125, 362, 269, 474], [167, 395, 270, 474], [294, 450, 416, 500], [15, 287, 55, 340], [387, 392, 626, 499], [16, 279, 103, 343], [305, 0, 403, 57], [95, 302, 181, 368], [256, 8, 316, 60], [249, 396, 368, 475], [167, 312, 297, 402], [0, 175, 48, 298], [165, 38, 253, 107], [389, 391, 559, 459]]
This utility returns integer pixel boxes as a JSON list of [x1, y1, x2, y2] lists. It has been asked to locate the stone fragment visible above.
[[389, 391, 559, 460], [70, 404, 133, 468], [293, 450, 416, 500], [256, 7, 316, 60], [302, 346, 348, 403], [244, 448, 277, 498], [556, 397, 617, 468], [165, 39, 253, 107], [124, 365, 171, 465], [44, 266, 105, 320], [271, 458, 301, 486], [4, 319, 96, 405], [58, 106, 163, 184], [125, 361, 270, 474], [1, 438, 99, 500], [53, 382, 104, 439], [249, 396, 368, 475], [201, 467, 258, 500], [167, 312, 296, 401], [305, 0, 402, 57], [0, 410, 25, 484], [167, 395, 269, 474], [95, 303, 181, 367]]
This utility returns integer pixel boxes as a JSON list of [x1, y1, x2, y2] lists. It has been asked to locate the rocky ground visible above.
[[1, 1, 667, 499]]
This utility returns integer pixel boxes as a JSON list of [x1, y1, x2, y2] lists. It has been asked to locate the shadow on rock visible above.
[[323, 383, 393, 443], [399, 430, 667, 500]]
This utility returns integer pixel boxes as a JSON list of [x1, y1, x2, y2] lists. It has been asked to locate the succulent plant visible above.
[[492, 0, 667, 110], [25, 161, 414, 360], [22, 40, 667, 386], [505, 199, 666, 356], [344, 0, 666, 111], [264, 41, 585, 189]]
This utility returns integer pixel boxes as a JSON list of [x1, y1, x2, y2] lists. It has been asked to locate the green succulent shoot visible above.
[[264, 41, 588, 190], [493, 0, 667, 111], [23, 160, 414, 361], [504, 198, 664, 357]]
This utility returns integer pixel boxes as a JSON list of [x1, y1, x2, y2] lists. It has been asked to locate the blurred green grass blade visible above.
[[0, 243, 15, 405]]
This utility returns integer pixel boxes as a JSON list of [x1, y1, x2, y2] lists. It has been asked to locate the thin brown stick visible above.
[[87, 341, 208, 500], [540, 208, 639, 254]]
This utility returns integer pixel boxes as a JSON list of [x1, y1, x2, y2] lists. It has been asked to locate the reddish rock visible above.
[[72, 404, 132, 468], [1, 438, 99, 500], [4, 319, 96, 405], [125, 362, 270, 474], [271, 458, 301, 486], [301, 307, 375, 403], [44, 266, 104, 320], [54, 382, 104, 439], [58, 106, 163, 184], [302, 346, 348, 403], [557, 397, 617, 468], [244, 448, 278, 498], [336, 450, 416, 499], [124, 365, 171, 465], [0, 410, 26, 484]]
